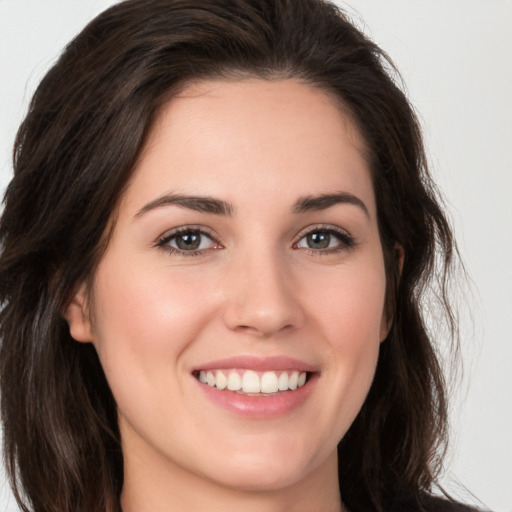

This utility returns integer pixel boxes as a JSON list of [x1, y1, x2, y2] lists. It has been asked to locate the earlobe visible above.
[[379, 243, 405, 342], [379, 314, 391, 343], [64, 284, 94, 343], [395, 243, 405, 275]]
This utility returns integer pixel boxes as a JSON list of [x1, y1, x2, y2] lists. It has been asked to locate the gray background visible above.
[[0, 1, 511, 510]]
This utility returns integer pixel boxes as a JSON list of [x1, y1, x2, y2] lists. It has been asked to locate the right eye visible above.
[[157, 228, 222, 255]]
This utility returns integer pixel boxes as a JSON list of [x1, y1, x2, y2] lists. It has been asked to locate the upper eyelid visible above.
[[293, 224, 357, 253], [155, 225, 219, 244], [293, 223, 351, 240], [154, 223, 353, 249]]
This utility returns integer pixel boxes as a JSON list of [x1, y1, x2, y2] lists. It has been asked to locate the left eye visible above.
[[295, 229, 351, 250], [160, 229, 217, 252]]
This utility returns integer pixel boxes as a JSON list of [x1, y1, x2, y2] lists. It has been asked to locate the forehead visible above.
[[124, 78, 375, 217]]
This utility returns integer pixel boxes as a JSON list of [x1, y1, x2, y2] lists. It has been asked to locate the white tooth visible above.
[[199, 371, 207, 384], [242, 370, 261, 393], [297, 371, 307, 387], [227, 372, 242, 391], [278, 372, 289, 391], [260, 371, 279, 393], [288, 371, 299, 390], [206, 371, 216, 387], [215, 371, 227, 390]]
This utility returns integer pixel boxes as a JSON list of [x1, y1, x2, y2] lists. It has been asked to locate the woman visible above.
[[0, 1, 477, 511]]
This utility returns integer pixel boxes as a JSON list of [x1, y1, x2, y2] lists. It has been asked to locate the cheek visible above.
[[308, 262, 385, 395], [312, 262, 386, 342], [89, 257, 220, 381]]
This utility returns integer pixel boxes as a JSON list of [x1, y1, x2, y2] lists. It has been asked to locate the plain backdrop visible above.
[[0, 1, 511, 511]]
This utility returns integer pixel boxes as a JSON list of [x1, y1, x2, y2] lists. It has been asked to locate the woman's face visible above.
[[68, 79, 388, 495]]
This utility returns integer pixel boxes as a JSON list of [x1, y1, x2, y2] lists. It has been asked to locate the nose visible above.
[[221, 250, 305, 337]]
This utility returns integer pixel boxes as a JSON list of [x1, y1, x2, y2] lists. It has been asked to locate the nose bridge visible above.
[[222, 242, 304, 336]]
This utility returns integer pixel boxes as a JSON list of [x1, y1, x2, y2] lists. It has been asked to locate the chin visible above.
[[204, 463, 309, 492], [195, 439, 333, 493]]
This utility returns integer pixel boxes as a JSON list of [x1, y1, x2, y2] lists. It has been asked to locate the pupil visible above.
[[177, 233, 200, 250], [308, 232, 330, 249]]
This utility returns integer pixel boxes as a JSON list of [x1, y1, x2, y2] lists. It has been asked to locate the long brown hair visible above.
[[0, 1, 457, 511]]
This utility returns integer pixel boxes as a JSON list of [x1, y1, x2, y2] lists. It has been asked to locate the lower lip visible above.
[[195, 375, 317, 418]]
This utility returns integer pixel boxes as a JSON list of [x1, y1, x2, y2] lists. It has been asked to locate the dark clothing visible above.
[[351, 493, 485, 512]]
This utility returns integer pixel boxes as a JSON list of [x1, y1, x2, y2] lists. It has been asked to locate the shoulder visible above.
[[352, 493, 487, 512], [393, 493, 486, 512]]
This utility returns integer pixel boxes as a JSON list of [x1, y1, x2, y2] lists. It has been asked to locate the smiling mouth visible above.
[[193, 369, 310, 395]]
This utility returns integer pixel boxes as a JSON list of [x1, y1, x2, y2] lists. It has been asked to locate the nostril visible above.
[[231, 324, 295, 337], [221, 275, 305, 336]]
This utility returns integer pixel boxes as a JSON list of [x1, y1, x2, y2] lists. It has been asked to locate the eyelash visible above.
[[155, 224, 356, 257], [156, 226, 222, 257], [293, 224, 356, 256]]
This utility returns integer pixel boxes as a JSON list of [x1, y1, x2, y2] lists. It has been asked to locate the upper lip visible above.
[[192, 355, 317, 373]]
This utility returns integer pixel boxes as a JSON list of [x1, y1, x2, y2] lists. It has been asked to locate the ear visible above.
[[395, 242, 405, 275], [379, 243, 404, 342], [379, 310, 392, 343], [64, 283, 94, 343]]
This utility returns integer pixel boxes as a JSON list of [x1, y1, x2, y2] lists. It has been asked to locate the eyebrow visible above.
[[135, 193, 233, 218], [135, 191, 369, 219], [292, 192, 369, 218]]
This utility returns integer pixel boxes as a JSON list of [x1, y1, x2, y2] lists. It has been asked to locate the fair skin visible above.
[[66, 79, 388, 512]]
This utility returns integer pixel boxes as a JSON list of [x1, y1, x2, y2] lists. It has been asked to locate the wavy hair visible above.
[[0, 1, 457, 511]]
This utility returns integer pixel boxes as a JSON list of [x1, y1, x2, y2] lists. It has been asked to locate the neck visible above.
[[120, 438, 344, 512]]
